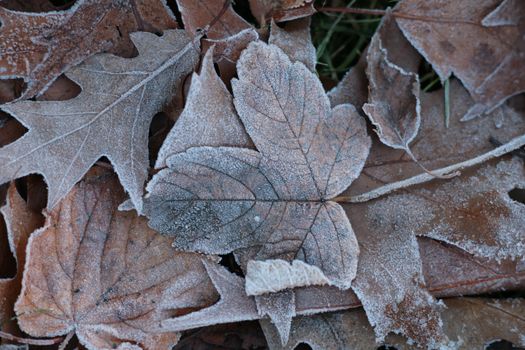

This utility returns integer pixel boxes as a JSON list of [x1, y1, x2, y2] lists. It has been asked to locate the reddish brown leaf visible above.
[[420, 237, 525, 297], [249, 0, 315, 23], [395, 0, 525, 120], [15, 169, 218, 350], [269, 19, 316, 71], [362, 13, 422, 158], [327, 48, 368, 109], [176, 0, 251, 39], [0, 0, 177, 100], [202, 28, 260, 82]]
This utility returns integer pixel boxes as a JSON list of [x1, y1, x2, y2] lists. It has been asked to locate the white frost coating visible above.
[[0, 30, 200, 214], [482, 0, 519, 26], [348, 133, 525, 203], [245, 259, 331, 296]]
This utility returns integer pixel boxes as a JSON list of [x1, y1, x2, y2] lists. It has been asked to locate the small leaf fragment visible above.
[[156, 47, 250, 168], [245, 259, 330, 296], [176, 0, 251, 39]]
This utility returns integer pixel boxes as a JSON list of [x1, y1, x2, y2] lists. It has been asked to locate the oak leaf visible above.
[[144, 41, 371, 292], [395, 0, 525, 120], [0, 30, 198, 212], [15, 169, 218, 350], [0, 0, 177, 100]]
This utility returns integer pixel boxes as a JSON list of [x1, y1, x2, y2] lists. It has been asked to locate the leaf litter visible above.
[[0, 0, 524, 348]]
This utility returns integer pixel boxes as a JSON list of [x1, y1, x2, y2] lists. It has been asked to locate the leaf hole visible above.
[[0, 112, 28, 148], [0, 212, 17, 279], [165, 0, 184, 30], [149, 112, 173, 167], [0, 0, 74, 11], [486, 339, 525, 350], [15, 174, 47, 213], [377, 346, 399, 350], [48, 0, 75, 8], [0, 79, 26, 103], [219, 253, 244, 277], [294, 343, 313, 350], [231, 0, 258, 26], [508, 187, 525, 205], [418, 61, 442, 92], [36, 74, 81, 101]]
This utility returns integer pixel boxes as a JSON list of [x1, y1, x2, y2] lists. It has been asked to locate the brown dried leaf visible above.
[[365, 158, 525, 261], [155, 47, 250, 169], [254, 291, 295, 345], [344, 202, 447, 347], [261, 298, 525, 350], [395, 0, 525, 120], [15, 169, 218, 350], [0, 0, 177, 100], [348, 79, 525, 197], [0, 30, 199, 212], [420, 237, 525, 298], [0, 184, 43, 326], [362, 13, 422, 155], [269, 19, 316, 72], [0, 0, 60, 12], [249, 0, 315, 23], [176, 0, 251, 39], [144, 41, 371, 292], [341, 156, 524, 347], [327, 48, 368, 109]]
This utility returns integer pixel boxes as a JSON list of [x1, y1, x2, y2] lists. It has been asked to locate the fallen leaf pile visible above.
[[0, 0, 523, 349]]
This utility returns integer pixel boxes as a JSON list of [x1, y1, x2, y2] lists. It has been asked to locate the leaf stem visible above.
[[58, 330, 75, 350], [317, 7, 481, 25], [404, 145, 459, 179], [335, 133, 525, 203], [0, 330, 63, 346], [444, 78, 451, 128]]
